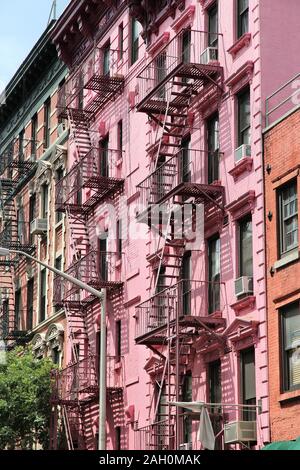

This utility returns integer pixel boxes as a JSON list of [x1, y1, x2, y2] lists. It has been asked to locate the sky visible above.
[[0, 0, 70, 91]]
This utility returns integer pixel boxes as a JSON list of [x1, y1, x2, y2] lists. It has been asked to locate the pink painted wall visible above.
[[57, 0, 300, 449]]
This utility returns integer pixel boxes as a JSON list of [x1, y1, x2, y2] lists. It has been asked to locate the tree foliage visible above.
[[0, 346, 54, 450]]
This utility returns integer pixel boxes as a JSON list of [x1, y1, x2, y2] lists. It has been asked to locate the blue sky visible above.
[[0, 0, 70, 91]]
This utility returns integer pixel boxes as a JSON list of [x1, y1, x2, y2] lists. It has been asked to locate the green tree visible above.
[[0, 346, 55, 450]]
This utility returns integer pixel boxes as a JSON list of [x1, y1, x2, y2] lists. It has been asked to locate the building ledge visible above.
[[229, 157, 253, 181], [228, 33, 251, 58], [198, 0, 217, 10], [226, 190, 256, 221], [279, 389, 300, 405], [147, 32, 170, 56], [225, 60, 254, 94], [171, 5, 195, 32], [273, 249, 300, 271], [231, 295, 256, 315]]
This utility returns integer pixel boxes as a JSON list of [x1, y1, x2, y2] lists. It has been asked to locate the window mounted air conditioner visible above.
[[200, 47, 218, 65], [235, 276, 253, 297], [224, 421, 257, 444], [30, 218, 48, 236], [179, 442, 193, 450], [235, 144, 251, 163]]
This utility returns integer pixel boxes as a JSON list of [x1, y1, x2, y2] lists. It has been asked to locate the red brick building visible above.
[[264, 76, 300, 442]]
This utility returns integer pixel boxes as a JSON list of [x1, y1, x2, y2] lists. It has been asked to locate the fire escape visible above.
[[0, 139, 37, 342], [134, 29, 226, 449], [51, 46, 125, 450]]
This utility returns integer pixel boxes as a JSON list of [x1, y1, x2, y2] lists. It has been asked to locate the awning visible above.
[[262, 437, 300, 450]]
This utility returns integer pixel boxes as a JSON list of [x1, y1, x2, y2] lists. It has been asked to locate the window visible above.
[[117, 219, 122, 259], [240, 347, 256, 421], [181, 136, 191, 183], [182, 372, 192, 444], [281, 303, 300, 392], [44, 98, 51, 148], [208, 3, 218, 49], [208, 235, 220, 314], [56, 168, 64, 223], [117, 120, 123, 152], [55, 256, 62, 313], [155, 51, 167, 97], [237, 0, 249, 38], [116, 320, 121, 362], [15, 289, 22, 331], [278, 181, 298, 258], [29, 193, 36, 244], [181, 251, 191, 315], [118, 23, 124, 60], [52, 347, 60, 365], [41, 184, 49, 219], [181, 28, 191, 64], [103, 42, 110, 76], [208, 359, 222, 406], [100, 136, 109, 177], [238, 215, 253, 277], [39, 269, 47, 323], [17, 206, 26, 245], [237, 87, 250, 146], [99, 231, 108, 282], [207, 114, 219, 184], [27, 278, 34, 330], [131, 19, 140, 65], [31, 114, 38, 158], [115, 427, 121, 451]]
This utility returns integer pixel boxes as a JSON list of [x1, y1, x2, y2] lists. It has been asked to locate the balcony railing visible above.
[[137, 30, 222, 110], [134, 420, 175, 451], [0, 221, 35, 253], [0, 309, 28, 340], [51, 355, 98, 403], [57, 48, 124, 121], [55, 147, 124, 213], [137, 149, 222, 210], [51, 355, 124, 404], [53, 251, 123, 306], [135, 280, 224, 342], [265, 72, 300, 127]]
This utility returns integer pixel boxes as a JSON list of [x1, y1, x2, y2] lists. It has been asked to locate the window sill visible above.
[[229, 156, 253, 181], [279, 389, 300, 404], [273, 250, 300, 271], [228, 33, 251, 58]]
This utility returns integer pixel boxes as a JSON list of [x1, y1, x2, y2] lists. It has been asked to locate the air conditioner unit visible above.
[[235, 276, 253, 297], [57, 122, 66, 137], [235, 144, 251, 163], [179, 442, 193, 450], [200, 47, 218, 65], [30, 218, 48, 236], [224, 421, 257, 444]]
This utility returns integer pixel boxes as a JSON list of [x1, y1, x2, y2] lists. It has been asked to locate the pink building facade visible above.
[[49, 0, 300, 450]]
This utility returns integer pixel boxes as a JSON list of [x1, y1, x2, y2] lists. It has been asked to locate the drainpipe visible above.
[[99, 288, 107, 450]]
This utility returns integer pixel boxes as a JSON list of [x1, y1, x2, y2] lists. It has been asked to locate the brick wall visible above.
[[264, 108, 300, 441]]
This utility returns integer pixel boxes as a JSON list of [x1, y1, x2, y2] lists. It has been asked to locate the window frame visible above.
[[237, 0, 249, 39], [277, 179, 298, 258], [237, 86, 250, 147], [118, 23, 124, 60], [238, 213, 253, 278], [207, 234, 221, 314], [39, 269, 47, 323], [130, 18, 139, 66], [280, 302, 300, 393], [44, 98, 51, 149]]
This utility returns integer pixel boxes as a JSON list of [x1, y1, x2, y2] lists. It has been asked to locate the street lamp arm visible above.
[[8, 249, 104, 301]]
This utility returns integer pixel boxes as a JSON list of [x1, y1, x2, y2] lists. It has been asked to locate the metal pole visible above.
[[99, 288, 107, 450]]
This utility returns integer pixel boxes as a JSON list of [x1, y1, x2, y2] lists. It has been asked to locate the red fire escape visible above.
[[134, 29, 226, 449], [50, 46, 125, 449], [0, 139, 37, 342]]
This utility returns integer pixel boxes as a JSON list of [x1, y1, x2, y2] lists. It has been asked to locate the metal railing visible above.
[[0, 221, 34, 250], [266, 72, 300, 127], [0, 309, 28, 339], [55, 148, 123, 211], [134, 420, 175, 451], [135, 280, 222, 340], [137, 30, 222, 106], [51, 355, 124, 403], [54, 251, 122, 305], [137, 149, 221, 207], [51, 355, 98, 403]]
